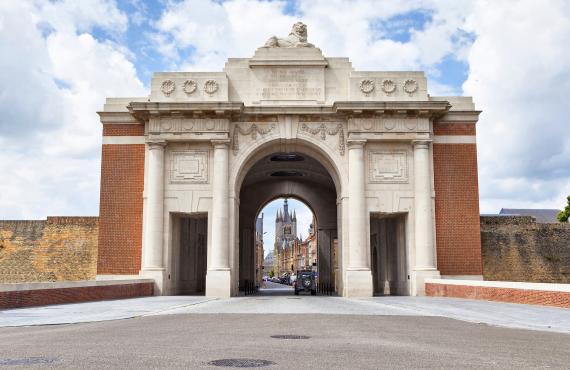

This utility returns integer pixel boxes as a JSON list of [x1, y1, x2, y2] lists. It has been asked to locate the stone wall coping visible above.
[[425, 279, 570, 293], [0, 279, 154, 292]]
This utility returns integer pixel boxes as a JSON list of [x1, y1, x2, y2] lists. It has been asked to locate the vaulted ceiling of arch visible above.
[[241, 153, 335, 190]]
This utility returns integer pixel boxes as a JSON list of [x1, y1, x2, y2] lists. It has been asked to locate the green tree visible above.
[[557, 196, 570, 222], [268, 270, 274, 278]]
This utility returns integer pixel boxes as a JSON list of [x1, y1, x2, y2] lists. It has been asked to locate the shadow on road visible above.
[[257, 281, 294, 296]]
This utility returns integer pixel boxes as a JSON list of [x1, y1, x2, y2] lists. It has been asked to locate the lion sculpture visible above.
[[263, 22, 315, 48]]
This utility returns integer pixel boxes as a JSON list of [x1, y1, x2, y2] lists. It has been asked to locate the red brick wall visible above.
[[433, 122, 476, 136], [0, 282, 153, 309], [433, 124, 482, 276], [426, 282, 570, 309], [97, 124, 145, 274], [103, 124, 145, 136]]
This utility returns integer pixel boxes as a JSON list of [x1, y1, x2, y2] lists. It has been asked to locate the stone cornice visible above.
[[124, 100, 458, 126], [436, 110, 482, 123], [333, 101, 451, 116], [128, 102, 244, 121], [97, 111, 140, 124]]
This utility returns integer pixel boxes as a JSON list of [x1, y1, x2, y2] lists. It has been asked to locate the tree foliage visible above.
[[557, 196, 570, 222]]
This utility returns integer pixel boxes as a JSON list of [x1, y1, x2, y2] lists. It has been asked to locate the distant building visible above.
[[499, 208, 561, 223], [255, 213, 264, 286], [263, 251, 274, 276], [300, 219, 317, 271]]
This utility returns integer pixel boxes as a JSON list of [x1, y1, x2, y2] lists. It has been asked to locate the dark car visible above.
[[294, 270, 316, 295]]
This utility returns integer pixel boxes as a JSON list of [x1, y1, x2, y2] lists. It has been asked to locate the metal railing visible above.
[[317, 282, 334, 296], [243, 280, 257, 295]]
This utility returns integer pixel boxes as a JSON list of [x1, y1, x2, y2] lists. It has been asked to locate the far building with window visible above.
[[255, 213, 264, 287]]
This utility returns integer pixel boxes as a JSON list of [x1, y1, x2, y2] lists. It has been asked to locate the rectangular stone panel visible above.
[[369, 151, 408, 183], [170, 151, 209, 183], [250, 66, 325, 102]]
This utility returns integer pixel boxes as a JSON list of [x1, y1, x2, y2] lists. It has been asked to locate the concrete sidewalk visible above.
[[1, 295, 569, 334]]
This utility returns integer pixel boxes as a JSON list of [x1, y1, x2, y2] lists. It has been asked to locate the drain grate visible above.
[[270, 334, 310, 340], [208, 359, 275, 368], [0, 357, 60, 366]]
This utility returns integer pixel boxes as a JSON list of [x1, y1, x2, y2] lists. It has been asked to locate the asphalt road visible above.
[[0, 313, 569, 369]]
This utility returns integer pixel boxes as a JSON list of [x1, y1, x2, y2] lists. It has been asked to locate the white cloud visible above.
[[0, 0, 145, 219], [2, 0, 569, 221], [463, 0, 570, 212]]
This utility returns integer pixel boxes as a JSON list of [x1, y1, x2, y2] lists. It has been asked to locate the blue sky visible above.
[[1, 0, 569, 223]]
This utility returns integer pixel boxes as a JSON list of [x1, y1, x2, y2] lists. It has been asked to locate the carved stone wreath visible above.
[[183, 79, 197, 95], [403, 79, 418, 94], [300, 123, 346, 156], [204, 80, 219, 95], [359, 79, 375, 94], [161, 79, 175, 96], [381, 79, 396, 94], [232, 123, 276, 155]]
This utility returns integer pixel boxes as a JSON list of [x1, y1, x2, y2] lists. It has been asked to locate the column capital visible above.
[[347, 139, 367, 149], [412, 139, 432, 149], [147, 140, 167, 150], [211, 139, 231, 148]]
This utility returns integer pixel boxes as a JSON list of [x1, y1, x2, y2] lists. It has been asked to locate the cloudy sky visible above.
[[1, 0, 569, 229]]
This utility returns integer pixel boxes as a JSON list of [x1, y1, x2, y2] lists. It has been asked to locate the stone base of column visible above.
[[139, 268, 166, 296], [344, 268, 373, 297], [206, 269, 232, 298], [412, 269, 440, 296]]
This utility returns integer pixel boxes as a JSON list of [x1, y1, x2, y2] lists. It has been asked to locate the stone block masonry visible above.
[[481, 216, 570, 283], [0, 217, 98, 283]]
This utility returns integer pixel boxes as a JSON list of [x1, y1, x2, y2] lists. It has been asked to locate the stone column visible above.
[[141, 140, 166, 293], [345, 139, 373, 297], [206, 139, 232, 298], [412, 140, 440, 295]]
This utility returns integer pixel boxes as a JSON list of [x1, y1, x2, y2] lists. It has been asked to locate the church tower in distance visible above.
[[274, 199, 297, 275]]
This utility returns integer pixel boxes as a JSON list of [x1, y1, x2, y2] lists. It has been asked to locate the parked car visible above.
[[294, 270, 316, 295], [279, 273, 290, 284]]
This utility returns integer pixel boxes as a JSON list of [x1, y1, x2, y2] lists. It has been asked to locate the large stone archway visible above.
[[236, 144, 339, 295], [96, 24, 483, 298]]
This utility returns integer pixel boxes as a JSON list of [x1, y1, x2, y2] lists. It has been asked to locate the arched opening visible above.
[[236, 145, 340, 296], [254, 197, 317, 295]]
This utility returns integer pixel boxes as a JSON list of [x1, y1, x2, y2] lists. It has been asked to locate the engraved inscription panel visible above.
[[252, 67, 324, 101], [170, 151, 208, 183], [369, 151, 408, 183]]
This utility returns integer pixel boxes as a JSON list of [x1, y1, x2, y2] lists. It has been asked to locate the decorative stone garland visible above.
[[232, 123, 276, 155], [300, 123, 345, 156]]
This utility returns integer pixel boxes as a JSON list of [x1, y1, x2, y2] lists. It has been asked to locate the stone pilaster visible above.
[[412, 140, 440, 295], [345, 139, 373, 297], [206, 139, 232, 297], [141, 140, 166, 293]]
